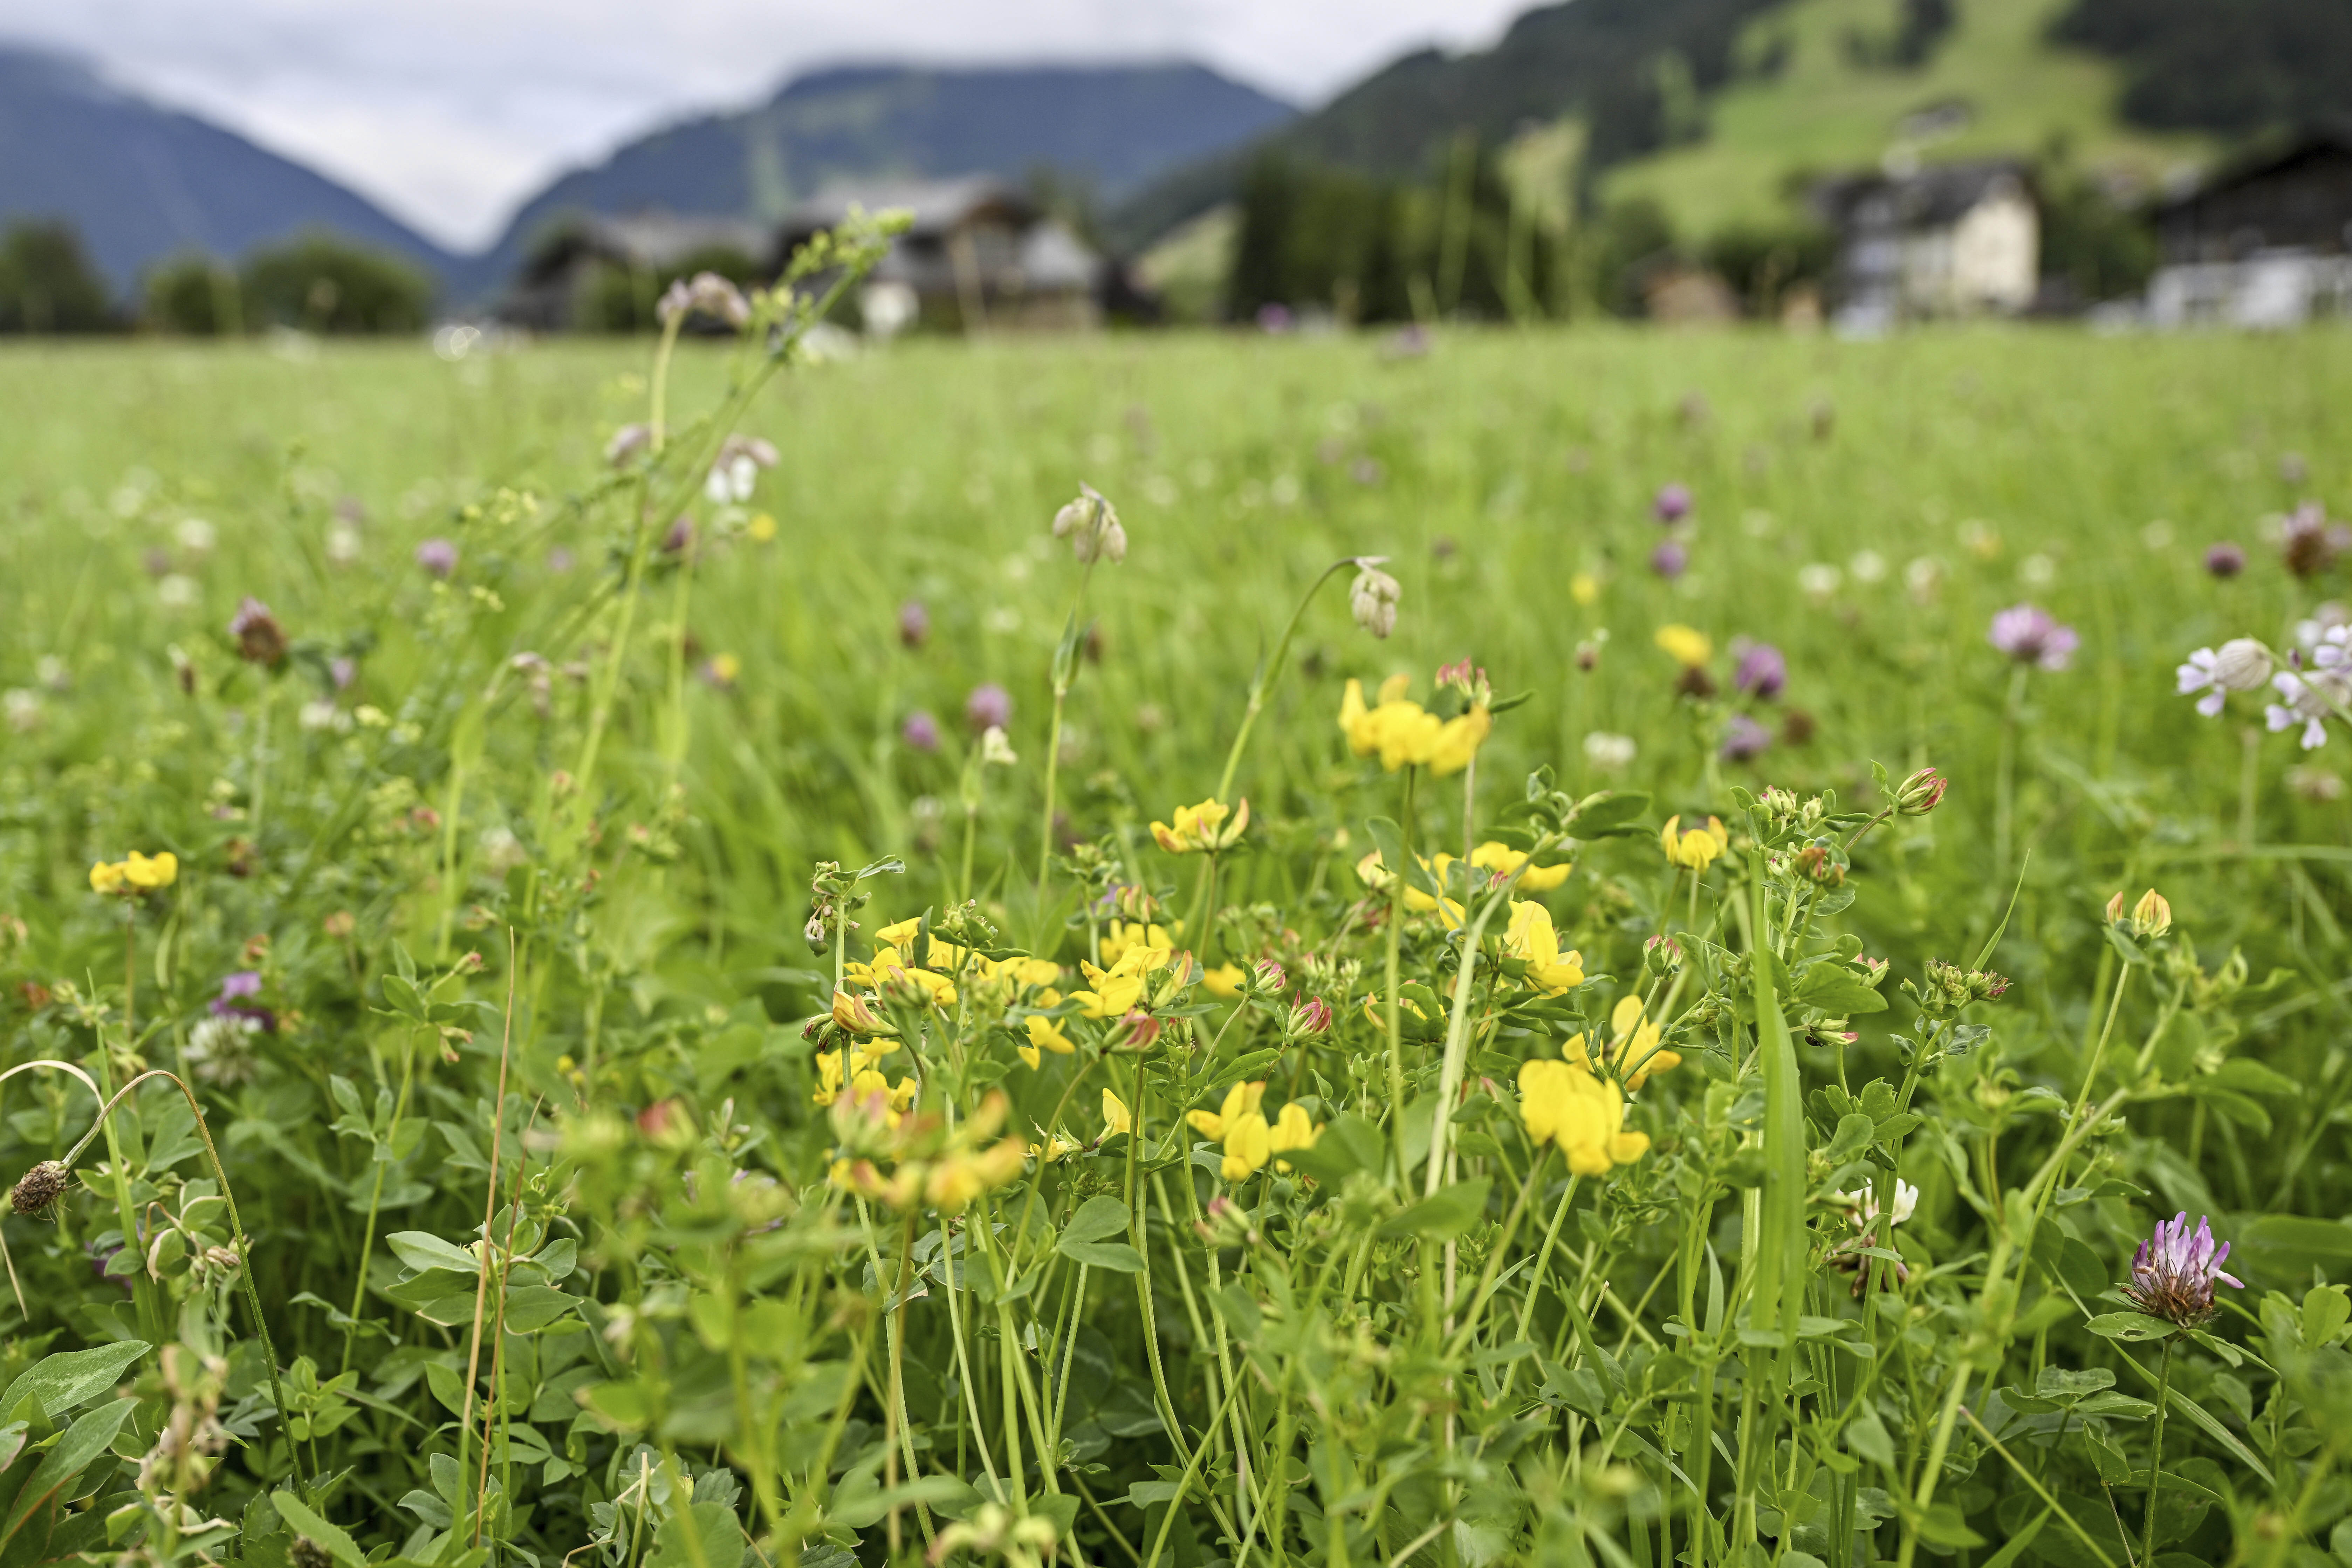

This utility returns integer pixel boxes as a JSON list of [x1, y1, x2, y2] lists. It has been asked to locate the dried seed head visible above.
[[10, 1160, 67, 1219]]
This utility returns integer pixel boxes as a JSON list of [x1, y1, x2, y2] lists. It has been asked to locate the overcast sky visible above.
[[0, 0, 1528, 253]]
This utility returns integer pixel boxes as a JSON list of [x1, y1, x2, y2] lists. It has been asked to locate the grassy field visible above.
[[1, 321, 2350, 1567]]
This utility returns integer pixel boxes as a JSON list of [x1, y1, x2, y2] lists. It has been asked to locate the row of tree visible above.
[[0, 222, 435, 335], [1223, 140, 2162, 323]]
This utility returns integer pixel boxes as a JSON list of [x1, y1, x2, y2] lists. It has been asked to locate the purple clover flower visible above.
[[1719, 713, 1771, 763], [2204, 542, 2245, 578], [1653, 483, 1692, 524], [901, 711, 941, 752], [2123, 1211, 2242, 1326], [1988, 604, 2078, 671], [898, 600, 930, 649], [1733, 642, 1787, 700], [964, 683, 1012, 735], [209, 971, 276, 1032], [1650, 541, 1688, 580], [414, 539, 458, 578]]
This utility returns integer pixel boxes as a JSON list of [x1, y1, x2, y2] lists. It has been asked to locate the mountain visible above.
[[1110, 0, 2337, 252], [457, 62, 1296, 302], [0, 46, 456, 298]]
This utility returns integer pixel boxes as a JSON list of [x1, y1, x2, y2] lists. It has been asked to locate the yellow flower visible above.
[[1151, 797, 1249, 854], [1102, 1089, 1132, 1136], [1099, 920, 1175, 969], [1024, 1013, 1075, 1056], [1568, 995, 1681, 1091], [1219, 1112, 1271, 1182], [1570, 571, 1600, 607], [811, 1049, 845, 1107], [124, 851, 177, 889], [1654, 624, 1712, 669], [1340, 678, 1484, 775], [1456, 841, 1572, 892], [1201, 963, 1245, 999], [89, 861, 126, 895], [1267, 1102, 1322, 1172], [1354, 851, 1466, 923], [1501, 901, 1585, 995], [1518, 1059, 1651, 1176], [831, 991, 896, 1036], [849, 1068, 919, 1125], [708, 652, 741, 685], [1017, 1044, 1041, 1070], [1186, 1080, 1266, 1141], [2130, 889, 2172, 939], [747, 512, 777, 542], [1425, 705, 1491, 776], [1029, 1130, 1081, 1163], [926, 1138, 1028, 1212], [1660, 815, 1727, 871]]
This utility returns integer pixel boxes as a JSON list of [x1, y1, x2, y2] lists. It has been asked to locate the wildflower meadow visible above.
[[2, 251, 2352, 1568]]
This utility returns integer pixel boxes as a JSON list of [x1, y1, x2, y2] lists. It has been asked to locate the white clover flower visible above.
[[326, 521, 363, 565], [175, 517, 217, 554], [1849, 550, 1887, 583], [184, 1015, 261, 1087], [2177, 638, 2275, 717], [1836, 1177, 1919, 1231], [3, 690, 42, 734], [1349, 559, 1400, 638], [1582, 731, 1637, 772], [1797, 563, 1842, 599]]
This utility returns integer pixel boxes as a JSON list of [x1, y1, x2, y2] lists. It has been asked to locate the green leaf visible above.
[[1793, 963, 1889, 1016], [500, 1286, 579, 1333], [1567, 792, 1652, 839], [1364, 817, 1442, 902], [829, 1475, 976, 1530], [1824, 1113, 1876, 1163], [1056, 1241, 1144, 1274], [1282, 1111, 1384, 1186], [1, 1398, 135, 1545], [1377, 1179, 1492, 1241], [1061, 1196, 1130, 1245], [2086, 1312, 2177, 1343], [269, 1494, 365, 1568], [1913, 1502, 1984, 1549], [385, 1231, 478, 1274], [0, 1343, 149, 1426]]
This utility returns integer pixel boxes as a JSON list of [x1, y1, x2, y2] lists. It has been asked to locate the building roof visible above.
[[782, 176, 1038, 238], [518, 212, 768, 284], [2153, 121, 2352, 219], [1813, 158, 2033, 232]]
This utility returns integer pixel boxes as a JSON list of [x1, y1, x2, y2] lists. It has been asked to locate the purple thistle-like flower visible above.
[[228, 597, 287, 667], [901, 710, 941, 753], [1733, 642, 1787, 700], [1651, 540, 1689, 580], [2281, 502, 2346, 578], [898, 600, 930, 649], [1653, 483, 1692, 524], [2204, 542, 2245, 578], [1988, 604, 2078, 671], [414, 539, 458, 578], [964, 683, 1012, 735], [1720, 713, 1771, 763], [2123, 1212, 2242, 1326]]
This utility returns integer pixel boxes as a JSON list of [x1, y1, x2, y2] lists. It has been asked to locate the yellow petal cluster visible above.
[[812, 1044, 916, 1123], [1566, 995, 1681, 1091], [1099, 919, 1175, 968], [1660, 815, 1727, 871], [1339, 678, 1490, 777], [1071, 940, 1174, 1020], [1201, 963, 1246, 999], [1501, 901, 1585, 995], [1101, 1089, 1132, 1136], [1441, 841, 1572, 893], [1187, 1081, 1321, 1182], [1151, 797, 1248, 855], [1654, 624, 1713, 670], [1518, 1059, 1651, 1176], [1353, 851, 1466, 924], [1017, 1012, 1076, 1069], [90, 851, 178, 895]]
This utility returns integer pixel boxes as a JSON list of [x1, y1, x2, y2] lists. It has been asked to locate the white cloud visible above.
[[0, 0, 1524, 251]]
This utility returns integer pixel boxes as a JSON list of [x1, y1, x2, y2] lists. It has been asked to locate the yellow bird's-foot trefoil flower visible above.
[[1518, 1059, 1651, 1176], [1151, 796, 1248, 854], [1660, 815, 1727, 870], [1501, 901, 1585, 995]]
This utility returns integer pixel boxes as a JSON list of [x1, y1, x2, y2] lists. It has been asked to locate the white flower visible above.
[[1349, 559, 1400, 638], [3, 690, 42, 733], [1582, 731, 1636, 772], [1797, 563, 1842, 599], [184, 1015, 261, 1086], [706, 436, 778, 504], [326, 521, 362, 565], [175, 517, 217, 553], [157, 574, 199, 608], [2267, 666, 2352, 749], [1052, 483, 1126, 564], [980, 726, 1019, 767], [1836, 1177, 1919, 1230], [1849, 550, 1887, 583], [2177, 638, 2274, 717]]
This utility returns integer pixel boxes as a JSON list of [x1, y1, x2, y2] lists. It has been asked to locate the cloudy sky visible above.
[[0, 0, 1528, 252]]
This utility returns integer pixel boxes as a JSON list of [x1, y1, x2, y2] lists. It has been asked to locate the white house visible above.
[[2146, 128, 2352, 329], [1813, 159, 2039, 330]]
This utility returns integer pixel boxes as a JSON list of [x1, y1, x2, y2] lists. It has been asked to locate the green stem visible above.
[[1212, 559, 1356, 806], [2142, 1337, 2175, 1565], [1385, 768, 1418, 1183]]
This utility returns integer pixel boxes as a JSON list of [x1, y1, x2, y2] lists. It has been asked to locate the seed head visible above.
[[10, 1160, 67, 1219]]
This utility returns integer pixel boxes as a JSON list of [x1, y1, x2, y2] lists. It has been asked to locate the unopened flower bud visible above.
[[1252, 958, 1287, 995], [2209, 638, 2272, 692], [1051, 483, 1126, 564], [1894, 765, 1948, 816], [1349, 559, 1400, 638], [2130, 888, 2172, 939], [2105, 890, 2127, 925], [1644, 935, 1683, 977], [1118, 1011, 1161, 1051], [1288, 995, 1333, 1037]]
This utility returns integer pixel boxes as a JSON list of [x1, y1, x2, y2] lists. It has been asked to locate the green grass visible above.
[[1605, 0, 2212, 233], [2, 324, 2351, 1567]]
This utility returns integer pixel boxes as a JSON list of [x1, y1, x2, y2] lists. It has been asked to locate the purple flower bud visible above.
[[1988, 604, 2078, 671], [898, 600, 930, 649], [662, 517, 695, 555], [2124, 1211, 2242, 1326], [1719, 713, 1771, 763], [964, 683, 1012, 735], [1653, 483, 1692, 524], [1650, 540, 1689, 579], [2204, 542, 2245, 578], [209, 971, 275, 1031], [1733, 642, 1787, 700], [901, 710, 940, 753], [414, 539, 458, 578]]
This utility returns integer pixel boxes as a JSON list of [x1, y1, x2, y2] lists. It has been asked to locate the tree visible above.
[[241, 233, 434, 334], [0, 221, 114, 333], [143, 253, 244, 335]]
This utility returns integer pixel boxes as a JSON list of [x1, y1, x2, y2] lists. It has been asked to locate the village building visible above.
[[1812, 158, 2039, 331], [500, 213, 768, 331], [773, 176, 1105, 334], [2145, 125, 2352, 329]]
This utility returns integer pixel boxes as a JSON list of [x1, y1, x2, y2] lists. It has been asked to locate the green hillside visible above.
[[1603, 0, 2212, 234]]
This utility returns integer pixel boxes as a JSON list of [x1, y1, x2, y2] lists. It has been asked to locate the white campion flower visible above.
[[2176, 637, 2275, 717], [705, 435, 779, 504], [656, 272, 751, 329], [1349, 558, 1400, 638], [1836, 1177, 1919, 1231]]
